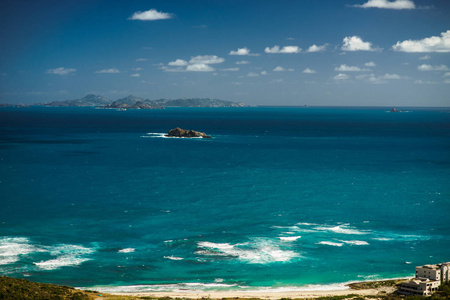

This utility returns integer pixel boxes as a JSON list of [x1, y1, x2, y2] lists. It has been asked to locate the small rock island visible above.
[[166, 128, 211, 138]]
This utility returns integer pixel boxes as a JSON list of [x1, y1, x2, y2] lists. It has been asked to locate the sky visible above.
[[1, 0, 450, 106]]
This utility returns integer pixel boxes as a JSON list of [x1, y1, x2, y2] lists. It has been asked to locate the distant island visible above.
[[166, 127, 211, 138], [38, 94, 246, 109]]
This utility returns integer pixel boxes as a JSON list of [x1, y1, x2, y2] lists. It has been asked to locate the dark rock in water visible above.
[[166, 128, 211, 138], [390, 108, 401, 112]]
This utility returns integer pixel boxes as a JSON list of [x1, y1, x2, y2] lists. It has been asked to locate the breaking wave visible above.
[[196, 239, 300, 264]]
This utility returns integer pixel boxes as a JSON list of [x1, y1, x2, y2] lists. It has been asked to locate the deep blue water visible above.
[[0, 106, 449, 292]]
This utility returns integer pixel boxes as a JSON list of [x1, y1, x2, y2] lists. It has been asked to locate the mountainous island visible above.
[[40, 94, 246, 109]]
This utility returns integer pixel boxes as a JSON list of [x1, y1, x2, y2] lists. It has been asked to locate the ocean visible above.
[[0, 106, 449, 293]]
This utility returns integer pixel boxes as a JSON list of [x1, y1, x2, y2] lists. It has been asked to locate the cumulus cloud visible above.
[[335, 64, 369, 72], [247, 72, 259, 77], [382, 73, 402, 79], [129, 9, 173, 21], [352, 0, 416, 9], [306, 44, 327, 52], [418, 64, 449, 71], [136, 58, 148, 62], [392, 30, 450, 53], [365, 61, 376, 67], [162, 55, 224, 72], [303, 68, 317, 74], [273, 66, 294, 72], [444, 72, 450, 77], [130, 73, 141, 77], [419, 55, 431, 60], [261, 71, 267, 75], [95, 68, 120, 74], [236, 60, 250, 65], [222, 68, 240, 71], [265, 46, 301, 54], [168, 59, 188, 66], [229, 47, 258, 56], [189, 55, 225, 65], [334, 73, 349, 80], [186, 64, 215, 72], [46, 67, 76, 75], [342, 36, 379, 51]]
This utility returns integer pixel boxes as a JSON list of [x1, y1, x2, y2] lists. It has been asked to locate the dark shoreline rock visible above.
[[166, 128, 211, 138]]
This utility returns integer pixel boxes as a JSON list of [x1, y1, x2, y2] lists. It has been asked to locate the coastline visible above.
[[95, 278, 409, 299]]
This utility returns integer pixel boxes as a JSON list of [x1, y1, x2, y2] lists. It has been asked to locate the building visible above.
[[399, 262, 450, 296]]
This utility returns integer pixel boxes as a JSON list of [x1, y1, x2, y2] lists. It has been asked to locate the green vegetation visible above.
[[0, 276, 90, 300], [347, 279, 405, 290]]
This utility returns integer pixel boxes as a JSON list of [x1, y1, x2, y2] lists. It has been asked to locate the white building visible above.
[[399, 262, 450, 296]]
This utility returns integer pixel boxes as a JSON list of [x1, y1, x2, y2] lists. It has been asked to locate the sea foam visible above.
[[196, 239, 299, 264]]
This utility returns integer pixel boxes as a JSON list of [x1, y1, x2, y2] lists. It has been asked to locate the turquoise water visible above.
[[0, 107, 449, 292]]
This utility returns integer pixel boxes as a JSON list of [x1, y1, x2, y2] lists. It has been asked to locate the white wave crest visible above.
[[196, 240, 300, 264], [278, 236, 301, 242], [316, 241, 344, 247], [314, 224, 369, 235], [0, 237, 42, 265], [339, 240, 369, 246], [141, 133, 168, 138], [34, 244, 95, 270], [88, 282, 240, 293], [164, 256, 184, 260], [118, 248, 135, 253]]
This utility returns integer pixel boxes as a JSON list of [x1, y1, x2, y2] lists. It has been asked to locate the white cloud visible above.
[[359, 73, 404, 84], [303, 68, 317, 74], [247, 72, 259, 77], [132, 67, 142, 71], [333, 73, 349, 80], [415, 80, 438, 84], [365, 61, 376, 67], [222, 68, 240, 71], [186, 64, 215, 72], [444, 79, 450, 84], [392, 30, 450, 53], [189, 55, 225, 65], [130, 73, 141, 77], [265, 45, 301, 54], [136, 58, 148, 62], [229, 47, 258, 56], [419, 55, 431, 60], [353, 0, 416, 9], [418, 64, 449, 71], [261, 71, 267, 75], [382, 73, 402, 79], [160, 66, 185, 72], [273, 66, 294, 72], [95, 68, 120, 74], [335, 64, 369, 72], [46, 67, 76, 75], [236, 60, 250, 65], [342, 36, 379, 51], [444, 72, 450, 77], [168, 59, 188, 66], [306, 44, 327, 52], [129, 9, 173, 21]]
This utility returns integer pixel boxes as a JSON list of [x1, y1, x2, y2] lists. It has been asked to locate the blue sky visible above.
[[1, 0, 449, 106]]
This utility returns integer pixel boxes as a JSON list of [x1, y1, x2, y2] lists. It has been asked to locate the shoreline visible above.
[[111, 289, 393, 299], [97, 278, 409, 299]]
